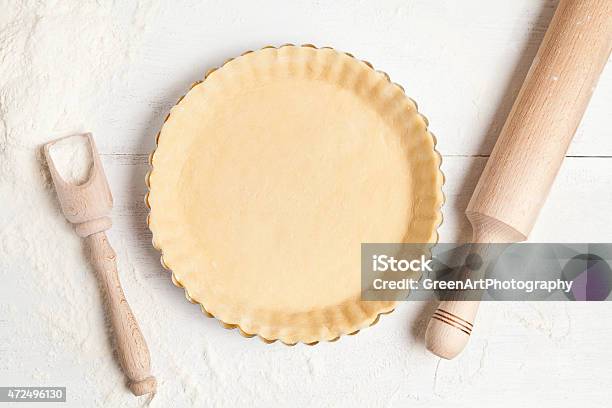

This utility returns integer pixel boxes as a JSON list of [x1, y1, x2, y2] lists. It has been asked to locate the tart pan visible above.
[[145, 44, 443, 345]]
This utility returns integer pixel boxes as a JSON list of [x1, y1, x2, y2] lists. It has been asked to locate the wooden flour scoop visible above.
[[425, 0, 612, 359], [44, 133, 156, 395]]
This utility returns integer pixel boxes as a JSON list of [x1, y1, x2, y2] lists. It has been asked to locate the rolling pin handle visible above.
[[425, 303, 477, 359]]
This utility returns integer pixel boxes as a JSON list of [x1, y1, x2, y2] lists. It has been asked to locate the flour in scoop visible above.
[[48, 135, 93, 185]]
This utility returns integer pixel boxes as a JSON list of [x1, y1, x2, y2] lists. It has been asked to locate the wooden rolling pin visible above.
[[44, 134, 157, 395], [425, 0, 612, 359]]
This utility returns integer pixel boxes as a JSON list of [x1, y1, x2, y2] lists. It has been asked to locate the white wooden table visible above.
[[2, 1, 611, 407]]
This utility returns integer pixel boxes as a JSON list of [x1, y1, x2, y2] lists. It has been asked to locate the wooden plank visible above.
[[5, 1, 612, 405], [102, 154, 612, 279], [96, 152, 612, 406], [91, 0, 611, 158], [439, 156, 612, 242]]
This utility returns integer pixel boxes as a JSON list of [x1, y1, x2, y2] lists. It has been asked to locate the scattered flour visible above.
[[48, 135, 93, 185], [0, 1, 606, 408], [0, 1, 161, 407]]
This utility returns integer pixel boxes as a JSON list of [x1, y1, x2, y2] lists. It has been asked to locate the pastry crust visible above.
[[146, 45, 443, 344]]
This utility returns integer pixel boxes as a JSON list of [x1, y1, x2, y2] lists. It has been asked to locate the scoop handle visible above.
[[86, 232, 157, 396]]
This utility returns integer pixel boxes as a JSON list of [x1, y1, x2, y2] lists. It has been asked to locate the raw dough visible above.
[[148, 46, 443, 344]]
